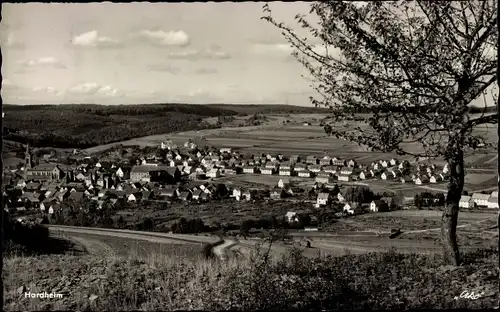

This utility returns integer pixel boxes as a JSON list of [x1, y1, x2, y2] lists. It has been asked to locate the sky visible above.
[[1, 2, 320, 105], [1, 2, 496, 106]]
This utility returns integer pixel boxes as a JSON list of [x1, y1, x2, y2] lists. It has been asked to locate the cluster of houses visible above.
[[3, 140, 498, 218], [459, 191, 499, 209]]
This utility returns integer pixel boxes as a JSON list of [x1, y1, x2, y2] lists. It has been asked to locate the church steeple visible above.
[[25, 143, 32, 170]]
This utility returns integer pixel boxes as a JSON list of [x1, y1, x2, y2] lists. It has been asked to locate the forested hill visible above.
[[2, 103, 327, 149]]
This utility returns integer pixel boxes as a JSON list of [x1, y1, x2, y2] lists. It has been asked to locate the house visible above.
[[142, 159, 160, 166], [305, 156, 318, 165], [471, 193, 490, 207], [337, 193, 345, 202], [160, 187, 178, 199], [270, 189, 284, 200], [232, 188, 242, 200], [319, 156, 332, 166], [279, 161, 293, 170], [315, 173, 333, 184], [381, 172, 390, 180], [340, 167, 354, 175], [290, 155, 300, 163], [487, 192, 498, 209], [242, 189, 253, 201], [429, 175, 441, 183], [130, 166, 153, 182], [278, 179, 290, 189], [370, 200, 382, 212], [457, 195, 475, 209], [279, 169, 292, 176], [414, 176, 429, 185], [316, 192, 331, 206], [323, 166, 338, 174], [179, 191, 191, 201], [347, 159, 357, 167], [243, 166, 257, 174], [220, 148, 232, 154], [401, 176, 413, 183], [207, 168, 221, 178], [380, 160, 389, 168], [308, 165, 322, 173], [192, 190, 203, 201], [343, 202, 361, 215], [389, 158, 399, 166], [293, 163, 307, 172], [285, 211, 299, 223], [443, 163, 449, 174], [332, 159, 346, 166], [338, 174, 350, 182], [380, 197, 395, 208], [127, 193, 139, 202], [298, 170, 313, 178], [359, 171, 372, 180], [199, 192, 209, 202], [260, 167, 275, 175], [398, 160, 410, 170]]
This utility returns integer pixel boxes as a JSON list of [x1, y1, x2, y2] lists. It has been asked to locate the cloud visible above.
[[1, 33, 25, 49], [71, 30, 121, 48], [32, 86, 63, 96], [69, 82, 120, 97], [146, 63, 181, 74], [167, 49, 231, 61], [194, 68, 219, 75], [137, 30, 190, 47], [18, 56, 66, 69]]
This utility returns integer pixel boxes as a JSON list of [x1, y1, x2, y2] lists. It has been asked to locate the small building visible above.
[[359, 171, 372, 180], [337, 193, 345, 202], [415, 176, 429, 185], [471, 193, 490, 207], [305, 156, 318, 165], [401, 176, 413, 183], [285, 211, 298, 223], [316, 192, 331, 206], [179, 191, 192, 201], [487, 192, 499, 209], [459, 195, 475, 209], [242, 166, 257, 174], [260, 167, 275, 175], [192, 189, 203, 201], [279, 169, 292, 176], [429, 175, 441, 183], [319, 156, 332, 166], [323, 166, 338, 174], [270, 189, 284, 200], [343, 202, 361, 215], [340, 167, 354, 175], [381, 172, 389, 180], [338, 174, 350, 182], [293, 163, 308, 172], [207, 168, 221, 178], [232, 188, 242, 200], [332, 159, 346, 166], [278, 179, 290, 189], [242, 189, 253, 201], [308, 165, 322, 173], [297, 170, 313, 178], [347, 159, 357, 167]]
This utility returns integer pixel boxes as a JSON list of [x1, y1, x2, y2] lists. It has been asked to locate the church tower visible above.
[[25, 143, 32, 170]]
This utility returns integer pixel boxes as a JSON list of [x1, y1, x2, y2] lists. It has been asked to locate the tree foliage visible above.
[[263, 0, 498, 266]]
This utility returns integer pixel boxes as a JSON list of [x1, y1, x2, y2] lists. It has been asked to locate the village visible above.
[[2, 137, 499, 231]]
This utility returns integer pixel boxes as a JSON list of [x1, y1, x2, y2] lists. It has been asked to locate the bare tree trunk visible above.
[[442, 145, 465, 266], [496, 4, 500, 304]]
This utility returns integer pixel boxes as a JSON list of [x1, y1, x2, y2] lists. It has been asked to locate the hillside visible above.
[[2, 104, 327, 148]]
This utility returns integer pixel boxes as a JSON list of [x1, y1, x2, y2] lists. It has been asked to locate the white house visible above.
[[279, 169, 292, 176], [487, 191, 499, 209], [415, 176, 429, 185], [48, 206, 54, 214], [285, 211, 299, 223], [471, 193, 490, 207], [260, 168, 274, 175], [459, 195, 475, 209], [338, 174, 350, 182], [340, 167, 354, 175], [343, 202, 360, 215], [316, 192, 331, 206], [347, 159, 357, 167], [243, 166, 257, 174], [337, 193, 345, 202], [359, 171, 372, 180], [116, 168, 124, 178], [278, 179, 290, 189], [389, 158, 398, 166], [168, 160, 176, 167], [207, 168, 221, 178], [127, 194, 137, 202], [298, 171, 313, 178], [220, 148, 232, 153], [95, 162, 102, 168], [443, 163, 449, 174], [380, 160, 389, 168], [381, 172, 389, 180], [429, 175, 441, 184], [369, 200, 381, 212]]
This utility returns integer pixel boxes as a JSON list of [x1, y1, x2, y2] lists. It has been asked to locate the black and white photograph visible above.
[[1, 1, 499, 310]]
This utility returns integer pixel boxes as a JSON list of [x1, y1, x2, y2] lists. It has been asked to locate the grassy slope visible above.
[[3, 245, 498, 311]]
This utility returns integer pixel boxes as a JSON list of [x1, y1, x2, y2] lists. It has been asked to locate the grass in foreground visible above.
[[3, 243, 498, 311]]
